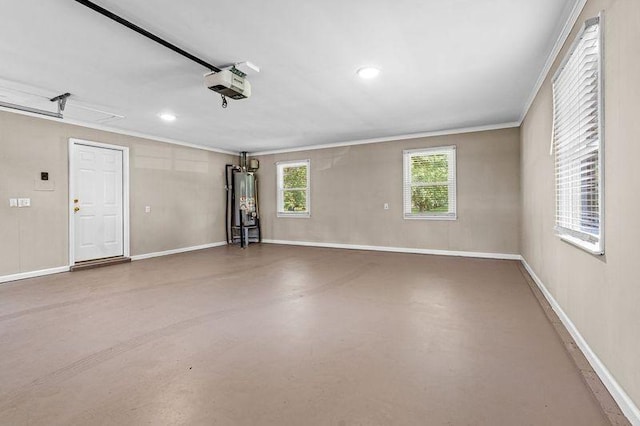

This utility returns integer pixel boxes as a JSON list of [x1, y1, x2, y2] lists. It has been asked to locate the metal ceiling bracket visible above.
[[50, 92, 71, 114]]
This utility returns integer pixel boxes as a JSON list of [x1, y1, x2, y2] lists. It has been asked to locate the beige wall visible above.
[[0, 110, 234, 276], [257, 127, 520, 255], [521, 0, 640, 413]]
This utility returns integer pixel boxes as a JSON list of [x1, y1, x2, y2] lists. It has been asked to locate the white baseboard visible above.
[[0, 242, 228, 284], [261, 239, 522, 261], [521, 258, 640, 425], [0, 266, 70, 284], [130, 241, 228, 261]]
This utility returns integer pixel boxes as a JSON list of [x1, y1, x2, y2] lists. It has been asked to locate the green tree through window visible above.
[[411, 154, 449, 213], [404, 147, 456, 219], [277, 160, 310, 216], [282, 165, 307, 212]]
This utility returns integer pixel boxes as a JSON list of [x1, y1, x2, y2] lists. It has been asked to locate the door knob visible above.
[[74, 207, 80, 212]]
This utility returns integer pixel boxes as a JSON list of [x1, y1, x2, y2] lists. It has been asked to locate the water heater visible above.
[[225, 152, 261, 248]]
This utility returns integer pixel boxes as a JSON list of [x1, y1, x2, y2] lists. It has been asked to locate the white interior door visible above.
[[72, 143, 124, 262]]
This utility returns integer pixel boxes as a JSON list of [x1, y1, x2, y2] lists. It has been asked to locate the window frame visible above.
[[276, 159, 311, 218], [403, 145, 457, 220], [551, 14, 605, 255]]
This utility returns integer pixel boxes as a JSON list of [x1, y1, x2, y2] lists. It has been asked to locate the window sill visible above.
[[403, 215, 457, 221], [558, 233, 604, 256], [277, 213, 310, 219]]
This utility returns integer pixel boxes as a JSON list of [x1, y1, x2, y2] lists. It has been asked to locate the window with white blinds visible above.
[[277, 159, 310, 217], [403, 146, 456, 220], [552, 16, 604, 254]]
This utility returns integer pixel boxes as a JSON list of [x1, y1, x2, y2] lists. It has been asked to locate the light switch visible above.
[[145, 206, 151, 213], [9, 198, 18, 207], [384, 203, 389, 210], [18, 198, 31, 207]]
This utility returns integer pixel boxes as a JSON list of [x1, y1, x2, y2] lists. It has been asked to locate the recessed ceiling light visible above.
[[357, 67, 380, 79], [159, 112, 176, 122]]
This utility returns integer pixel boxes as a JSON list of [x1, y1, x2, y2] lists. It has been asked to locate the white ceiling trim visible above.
[[0, 105, 239, 156], [250, 122, 520, 156], [1, 0, 583, 156], [518, 0, 589, 124], [2, 1, 577, 152]]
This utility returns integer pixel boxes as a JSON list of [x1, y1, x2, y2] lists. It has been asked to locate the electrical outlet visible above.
[[9, 198, 18, 207], [384, 203, 389, 210], [145, 206, 151, 213], [18, 198, 31, 207]]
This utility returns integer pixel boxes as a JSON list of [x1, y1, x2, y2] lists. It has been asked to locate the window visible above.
[[403, 146, 456, 220], [277, 159, 310, 217], [552, 15, 603, 255]]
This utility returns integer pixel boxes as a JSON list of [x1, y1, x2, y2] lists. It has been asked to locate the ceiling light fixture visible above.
[[159, 112, 176, 122], [357, 67, 380, 79]]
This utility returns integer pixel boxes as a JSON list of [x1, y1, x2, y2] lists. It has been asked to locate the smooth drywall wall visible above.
[[0, 110, 233, 276], [257, 127, 520, 255], [521, 0, 640, 416]]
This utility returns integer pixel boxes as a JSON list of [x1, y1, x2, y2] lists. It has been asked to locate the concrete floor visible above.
[[0, 245, 610, 425]]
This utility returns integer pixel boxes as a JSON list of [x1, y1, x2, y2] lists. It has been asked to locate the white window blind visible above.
[[403, 146, 456, 220], [277, 159, 310, 217], [552, 16, 603, 254]]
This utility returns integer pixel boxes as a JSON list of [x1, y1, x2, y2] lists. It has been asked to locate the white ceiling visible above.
[[0, 0, 577, 152]]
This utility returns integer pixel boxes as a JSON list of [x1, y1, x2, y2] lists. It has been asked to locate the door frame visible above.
[[68, 138, 130, 265]]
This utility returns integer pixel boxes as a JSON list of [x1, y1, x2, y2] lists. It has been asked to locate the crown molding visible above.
[[2, 0, 589, 156], [519, 0, 589, 124], [0, 105, 239, 156], [250, 122, 520, 156]]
